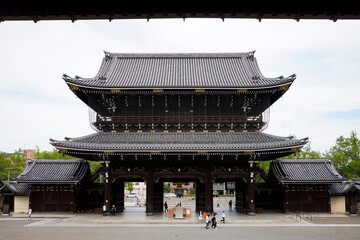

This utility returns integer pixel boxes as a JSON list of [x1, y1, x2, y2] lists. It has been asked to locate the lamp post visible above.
[[7, 168, 11, 181]]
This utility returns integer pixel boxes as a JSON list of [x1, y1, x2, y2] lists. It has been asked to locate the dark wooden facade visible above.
[[51, 52, 310, 215], [270, 159, 345, 213], [284, 185, 331, 213], [30, 185, 76, 212], [14, 159, 90, 213]]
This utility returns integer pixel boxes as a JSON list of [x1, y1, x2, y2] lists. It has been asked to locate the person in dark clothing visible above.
[[228, 200, 233, 210], [211, 213, 217, 229], [164, 202, 168, 212], [111, 205, 116, 216]]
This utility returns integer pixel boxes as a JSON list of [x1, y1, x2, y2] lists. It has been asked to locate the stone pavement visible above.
[[7, 204, 359, 226]]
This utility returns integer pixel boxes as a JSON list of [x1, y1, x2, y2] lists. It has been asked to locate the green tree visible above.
[[0, 149, 27, 181], [0, 152, 12, 181], [88, 161, 101, 174], [282, 143, 323, 160], [325, 130, 360, 179], [163, 182, 170, 193], [33, 147, 101, 175], [257, 143, 323, 182], [126, 182, 134, 193], [33, 147, 75, 159]]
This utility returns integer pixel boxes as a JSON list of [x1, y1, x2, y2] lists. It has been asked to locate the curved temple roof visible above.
[[0, 181, 30, 196], [14, 159, 90, 184], [50, 131, 307, 153], [63, 51, 296, 90], [330, 180, 360, 195], [270, 159, 345, 184]]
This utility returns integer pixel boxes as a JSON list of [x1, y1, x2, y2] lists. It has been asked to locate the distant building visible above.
[[169, 182, 195, 197], [125, 182, 146, 196], [22, 149, 35, 161]]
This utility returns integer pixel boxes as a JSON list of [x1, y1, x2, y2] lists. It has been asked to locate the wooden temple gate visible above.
[[99, 156, 259, 215]]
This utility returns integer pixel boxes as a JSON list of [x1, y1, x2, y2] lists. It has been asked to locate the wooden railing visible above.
[[96, 115, 263, 124]]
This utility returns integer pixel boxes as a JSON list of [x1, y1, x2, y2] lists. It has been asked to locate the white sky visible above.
[[0, 18, 359, 153]]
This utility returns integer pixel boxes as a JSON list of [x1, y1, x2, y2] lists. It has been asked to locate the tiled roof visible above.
[[270, 159, 345, 184], [50, 132, 307, 152], [0, 181, 30, 196], [63, 52, 295, 89], [14, 159, 90, 184], [330, 180, 360, 195]]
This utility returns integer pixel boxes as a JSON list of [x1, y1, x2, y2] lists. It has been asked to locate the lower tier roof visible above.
[[50, 131, 308, 154], [270, 159, 345, 184], [0, 181, 30, 196], [14, 159, 90, 184], [330, 180, 360, 196]]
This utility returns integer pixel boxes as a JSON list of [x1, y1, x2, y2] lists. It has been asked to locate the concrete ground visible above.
[[1, 217, 360, 240], [2, 197, 360, 240]]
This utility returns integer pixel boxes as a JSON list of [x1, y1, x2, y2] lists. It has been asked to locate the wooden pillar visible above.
[[204, 171, 213, 213], [103, 160, 111, 212], [154, 180, 164, 212], [235, 179, 244, 213], [247, 172, 256, 216], [196, 180, 205, 213], [112, 179, 124, 212], [146, 165, 155, 213]]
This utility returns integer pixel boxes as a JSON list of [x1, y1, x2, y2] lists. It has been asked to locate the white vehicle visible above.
[[125, 193, 139, 198], [164, 193, 176, 198]]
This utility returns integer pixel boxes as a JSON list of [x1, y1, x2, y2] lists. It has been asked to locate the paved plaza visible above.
[[2, 201, 360, 240], [1, 216, 360, 240], [0, 198, 360, 240]]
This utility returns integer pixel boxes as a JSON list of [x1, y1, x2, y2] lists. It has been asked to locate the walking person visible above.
[[102, 204, 107, 217], [28, 208, 32, 220], [217, 200, 220, 208], [221, 211, 225, 224], [211, 213, 217, 229], [198, 211, 203, 224], [164, 201, 168, 213], [205, 213, 210, 229], [111, 205, 116, 216], [228, 199, 232, 210]]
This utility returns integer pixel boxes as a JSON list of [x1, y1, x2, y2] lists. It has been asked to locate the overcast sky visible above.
[[0, 18, 359, 153]]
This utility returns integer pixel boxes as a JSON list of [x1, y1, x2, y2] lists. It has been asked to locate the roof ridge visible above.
[[103, 51, 256, 58]]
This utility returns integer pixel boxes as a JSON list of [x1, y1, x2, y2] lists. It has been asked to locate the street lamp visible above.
[[7, 168, 11, 181]]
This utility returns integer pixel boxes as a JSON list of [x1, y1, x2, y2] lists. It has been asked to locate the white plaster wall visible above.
[[14, 196, 29, 214], [330, 196, 346, 214]]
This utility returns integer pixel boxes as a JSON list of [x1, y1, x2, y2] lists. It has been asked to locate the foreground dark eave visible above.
[[50, 131, 308, 155], [63, 52, 296, 90], [270, 159, 345, 184], [1, 3, 359, 21]]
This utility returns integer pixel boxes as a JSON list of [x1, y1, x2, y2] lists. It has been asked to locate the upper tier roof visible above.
[[270, 159, 345, 184], [14, 159, 90, 184], [63, 51, 295, 90]]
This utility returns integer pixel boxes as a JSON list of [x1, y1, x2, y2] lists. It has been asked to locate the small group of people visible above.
[[217, 199, 233, 210], [199, 210, 226, 229], [102, 204, 117, 217]]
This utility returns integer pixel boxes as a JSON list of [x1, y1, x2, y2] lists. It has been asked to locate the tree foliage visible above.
[[282, 143, 323, 160], [0, 149, 27, 181], [324, 130, 360, 179], [126, 182, 134, 193], [33, 147, 75, 159], [259, 143, 323, 176]]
